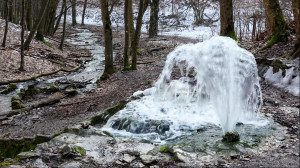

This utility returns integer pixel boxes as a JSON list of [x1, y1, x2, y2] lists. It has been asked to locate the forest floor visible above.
[[0, 23, 299, 167]]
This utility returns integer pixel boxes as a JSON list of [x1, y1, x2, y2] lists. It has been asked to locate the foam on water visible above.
[[103, 36, 267, 143]]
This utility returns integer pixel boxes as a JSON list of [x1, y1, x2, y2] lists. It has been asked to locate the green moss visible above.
[[85, 41, 89, 44], [42, 39, 53, 48], [222, 131, 240, 142], [19, 85, 39, 99], [11, 97, 24, 110], [1, 83, 18, 94], [137, 48, 142, 55], [65, 89, 78, 96], [90, 100, 128, 126], [147, 80, 151, 85], [100, 68, 117, 81], [77, 146, 86, 156], [123, 65, 132, 71], [0, 136, 51, 158], [159, 146, 168, 153], [41, 85, 60, 94], [103, 131, 113, 137], [0, 161, 13, 167]]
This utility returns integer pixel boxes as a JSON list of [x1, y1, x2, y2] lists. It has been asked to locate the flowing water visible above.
[[102, 37, 269, 144]]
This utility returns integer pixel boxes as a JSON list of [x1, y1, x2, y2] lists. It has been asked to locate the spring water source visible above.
[[102, 37, 269, 144]]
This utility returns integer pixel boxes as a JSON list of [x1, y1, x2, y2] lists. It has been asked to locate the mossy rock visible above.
[[222, 131, 240, 142], [59, 145, 86, 157], [90, 100, 128, 126], [19, 85, 39, 99], [41, 85, 60, 94], [1, 83, 17, 94], [65, 89, 78, 96], [0, 160, 13, 167], [0, 136, 51, 158], [11, 96, 24, 110]]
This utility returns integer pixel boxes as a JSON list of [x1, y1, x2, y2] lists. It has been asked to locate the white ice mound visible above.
[[103, 36, 265, 143]]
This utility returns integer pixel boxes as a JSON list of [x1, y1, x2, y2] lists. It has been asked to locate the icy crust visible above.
[[264, 67, 299, 97], [103, 37, 267, 143]]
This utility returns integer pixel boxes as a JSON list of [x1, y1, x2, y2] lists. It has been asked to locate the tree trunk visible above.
[[219, 0, 237, 40], [131, 0, 149, 70], [23, 0, 49, 50], [53, 2, 65, 34], [20, 0, 25, 71], [291, 0, 299, 58], [123, 0, 130, 69], [59, 0, 67, 51], [128, 0, 135, 44], [81, 0, 87, 25], [99, 0, 115, 80], [71, 0, 77, 26], [1, 0, 9, 48], [149, 0, 159, 38], [26, 0, 33, 30], [263, 0, 290, 49]]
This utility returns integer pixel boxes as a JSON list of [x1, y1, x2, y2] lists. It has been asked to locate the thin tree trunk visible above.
[[23, 0, 49, 50], [26, 0, 33, 30], [131, 0, 149, 70], [71, 0, 77, 26], [99, 0, 115, 80], [128, 0, 135, 44], [53, 2, 65, 34], [59, 0, 67, 51], [291, 0, 299, 58], [19, 0, 25, 71], [219, 0, 237, 40], [123, 0, 130, 69], [262, 0, 290, 49], [149, 0, 159, 38], [1, 0, 9, 48], [81, 0, 87, 25]]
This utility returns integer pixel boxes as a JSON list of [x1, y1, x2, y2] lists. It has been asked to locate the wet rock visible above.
[[31, 158, 49, 168], [173, 148, 197, 163], [222, 131, 240, 142], [275, 137, 285, 141], [1, 83, 17, 94], [140, 155, 158, 164], [122, 154, 136, 163], [59, 161, 82, 168], [64, 89, 78, 96], [17, 151, 40, 159], [11, 96, 24, 110]]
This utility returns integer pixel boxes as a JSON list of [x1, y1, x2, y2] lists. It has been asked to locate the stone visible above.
[[173, 148, 197, 163], [140, 155, 157, 164], [17, 151, 40, 159], [122, 154, 136, 163], [59, 161, 82, 168], [222, 131, 240, 142]]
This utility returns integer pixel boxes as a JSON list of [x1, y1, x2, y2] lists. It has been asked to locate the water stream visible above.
[[0, 28, 106, 114]]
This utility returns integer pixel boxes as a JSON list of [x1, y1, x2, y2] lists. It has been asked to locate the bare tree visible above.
[[71, 0, 77, 26], [81, 0, 88, 25], [291, 0, 299, 58], [219, 0, 237, 40], [20, 0, 25, 71], [131, 0, 150, 70], [149, 0, 160, 38], [24, 0, 49, 50], [1, 0, 9, 47], [99, 0, 116, 80], [123, 0, 130, 69], [59, 0, 67, 51]]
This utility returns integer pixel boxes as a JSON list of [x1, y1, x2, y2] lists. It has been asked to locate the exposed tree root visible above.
[[0, 65, 82, 85]]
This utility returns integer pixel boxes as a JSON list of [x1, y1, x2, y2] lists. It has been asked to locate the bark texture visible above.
[[1, 0, 9, 47], [263, 0, 290, 49], [81, 0, 87, 25], [291, 0, 300, 58], [71, 0, 77, 26], [149, 0, 160, 38], [219, 0, 237, 40], [20, 0, 25, 71], [99, 0, 116, 80], [59, 0, 67, 51], [23, 0, 49, 50], [123, 0, 130, 69]]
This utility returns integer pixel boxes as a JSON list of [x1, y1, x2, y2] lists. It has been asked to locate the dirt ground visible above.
[[0, 24, 299, 167]]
